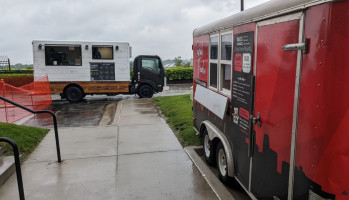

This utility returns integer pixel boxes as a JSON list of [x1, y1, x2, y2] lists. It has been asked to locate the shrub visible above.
[[165, 67, 193, 80], [0, 70, 33, 74]]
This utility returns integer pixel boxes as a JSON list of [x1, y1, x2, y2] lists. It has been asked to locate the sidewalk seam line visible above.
[[25, 154, 118, 163], [117, 149, 181, 157]]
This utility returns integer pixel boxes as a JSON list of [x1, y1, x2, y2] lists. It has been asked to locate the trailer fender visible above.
[[200, 120, 234, 177]]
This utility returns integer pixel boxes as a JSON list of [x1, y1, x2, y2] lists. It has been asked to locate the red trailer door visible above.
[[250, 14, 303, 199]]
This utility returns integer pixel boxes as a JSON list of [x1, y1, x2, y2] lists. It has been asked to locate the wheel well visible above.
[[138, 83, 154, 92], [139, 81, 157, 92], [200, 124, 221, 151], [63, 84, 84, 95], [200, 121, 234, 177]]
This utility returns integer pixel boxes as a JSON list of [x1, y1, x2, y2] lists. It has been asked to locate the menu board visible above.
[[90, 63, 115, 81], [232, 32, 254, 135]]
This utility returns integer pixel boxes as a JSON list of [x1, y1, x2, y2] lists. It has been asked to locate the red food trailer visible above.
[[192, 0, 349, 199]]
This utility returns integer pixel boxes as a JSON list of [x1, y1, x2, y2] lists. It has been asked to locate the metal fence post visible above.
[[0, 96, 62, 163], [1, 79, 8, 123], [0, 137, 25, 200]]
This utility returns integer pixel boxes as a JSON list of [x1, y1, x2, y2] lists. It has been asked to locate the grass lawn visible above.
[[0, 74, 33, 78], [0, 122, 49, 157], [153, 94, 201, 146]]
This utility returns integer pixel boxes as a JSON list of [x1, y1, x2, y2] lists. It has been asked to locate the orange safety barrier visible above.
[[0, 76, 52, 123]]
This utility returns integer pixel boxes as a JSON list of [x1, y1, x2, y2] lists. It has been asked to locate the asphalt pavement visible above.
[[0, 97, 219, 200]]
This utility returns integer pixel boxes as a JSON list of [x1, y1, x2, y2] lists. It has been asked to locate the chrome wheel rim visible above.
[[218, 148, 227, 176], [204, 134, 211, 157]]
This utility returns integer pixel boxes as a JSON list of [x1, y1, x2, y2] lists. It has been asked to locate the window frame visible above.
[[219, 31, 233, 96], [45, 44, 82, 66], [141, 57, 161, 75], [209, 34, 219, 91], [91, 45, 114, 60]]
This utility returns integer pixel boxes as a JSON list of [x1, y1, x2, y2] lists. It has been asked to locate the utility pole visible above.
[[241, 0, 244, 11], [8, 58, 11, 70]]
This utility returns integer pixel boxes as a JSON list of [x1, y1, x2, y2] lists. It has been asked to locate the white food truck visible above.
[[32, 40, 165, 101]]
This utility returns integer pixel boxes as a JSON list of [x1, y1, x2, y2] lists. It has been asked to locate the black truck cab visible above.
[[131, 55, 165, 98]]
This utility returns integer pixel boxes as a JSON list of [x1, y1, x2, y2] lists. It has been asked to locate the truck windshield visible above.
[[142, 58, 160, 73]]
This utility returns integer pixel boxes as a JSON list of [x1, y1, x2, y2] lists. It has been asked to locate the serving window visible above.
[[45, 45, 82, 66], [220, 33, 232, 94], [221, 33, 232, 61], [209, 36, 219, 89], [92, 46, 113, 59]]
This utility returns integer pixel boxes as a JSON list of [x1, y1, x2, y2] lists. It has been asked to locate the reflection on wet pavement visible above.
[[23, 99, 120, 128], [22, 83, 192, 128]]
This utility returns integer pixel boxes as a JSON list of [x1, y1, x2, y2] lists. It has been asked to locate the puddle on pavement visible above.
[[22, 99, 119, 128]]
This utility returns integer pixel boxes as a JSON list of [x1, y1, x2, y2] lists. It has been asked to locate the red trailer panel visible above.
[[193, 35, 209, 86], [252, 19, 299, 199], [295, 2, 349, 199], [192, 1, 349, 199]]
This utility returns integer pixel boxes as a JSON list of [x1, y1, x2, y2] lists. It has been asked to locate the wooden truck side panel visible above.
[[49, 81, 130, 94]]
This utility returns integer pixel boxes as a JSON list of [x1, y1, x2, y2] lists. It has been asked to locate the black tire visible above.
[[216, 142, 232, 184], [65, 86, 84, 102], [138, 85, 154, 98], [203, 129, 216, 166]]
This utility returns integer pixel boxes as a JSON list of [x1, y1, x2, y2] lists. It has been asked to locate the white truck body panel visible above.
[[32, 40, 131, 82]]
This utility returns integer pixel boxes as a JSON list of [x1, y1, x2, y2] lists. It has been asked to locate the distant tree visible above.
[[174, 56, 183, 67], [11, 63, 33, 70], [183, 62, 191, 68]]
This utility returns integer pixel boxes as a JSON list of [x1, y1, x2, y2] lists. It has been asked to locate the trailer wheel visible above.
[[138, 85, 153, 98], [203, 129, 216, 166], [65, 86, 84, 102], [216, 142, 232, 184]]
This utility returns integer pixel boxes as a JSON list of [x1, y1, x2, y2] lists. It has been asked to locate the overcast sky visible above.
[[0, 0, 269, 64]]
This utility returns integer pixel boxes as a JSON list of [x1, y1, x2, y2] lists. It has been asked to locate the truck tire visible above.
[[138, 85, 153, 98], [203, 129, 216, 166], [216, 142, 232, 184], [65, 86, 84, 102]]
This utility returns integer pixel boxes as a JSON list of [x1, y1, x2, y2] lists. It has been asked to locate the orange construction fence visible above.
[[0, 76, 52, 123]]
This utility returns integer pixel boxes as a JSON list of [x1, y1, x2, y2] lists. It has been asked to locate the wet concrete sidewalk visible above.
[[0, 98, 217, 200]]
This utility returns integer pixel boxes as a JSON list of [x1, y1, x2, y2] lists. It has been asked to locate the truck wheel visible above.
[[216, 142, 232, 184], [65, 86, 84, 102], [203, 129, 216, 166], [138, 85, 153, 98]]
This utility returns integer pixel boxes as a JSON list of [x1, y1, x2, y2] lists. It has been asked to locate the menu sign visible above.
[[232, 32, 254, 135], [90, 63, 115, 81]]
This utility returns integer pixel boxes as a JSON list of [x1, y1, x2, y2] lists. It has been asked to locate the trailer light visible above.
[[193, 117, 196, 120], [85, 45, 88, 50]]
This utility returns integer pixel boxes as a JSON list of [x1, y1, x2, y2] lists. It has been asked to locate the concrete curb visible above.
[[112, 100, 124, 125], [184, 146, 236, 200], [99, 102, 117, 126], [0, 156, 15, 187]]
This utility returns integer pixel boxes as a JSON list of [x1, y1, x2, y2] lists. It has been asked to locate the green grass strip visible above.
[[0, 74, 33, 77], [153, 94, 200, 146], [0, 122, 49, 156]]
